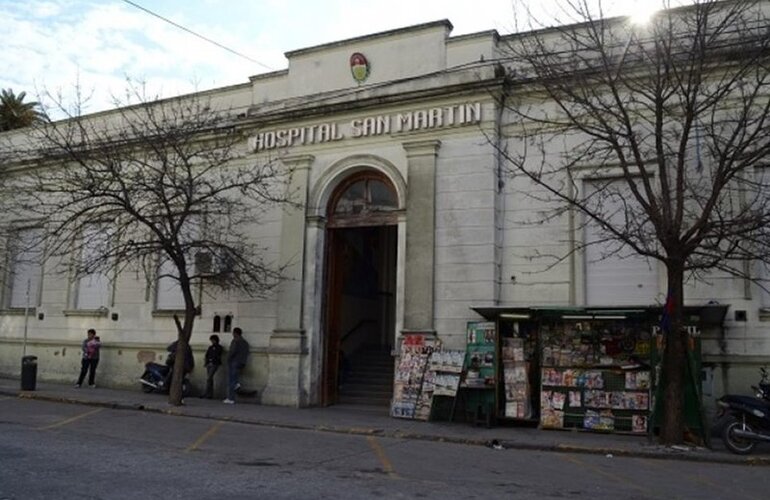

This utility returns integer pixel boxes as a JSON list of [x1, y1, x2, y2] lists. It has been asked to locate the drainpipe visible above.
[[23, 278, 31, 358], [494, 75, 509, 305]]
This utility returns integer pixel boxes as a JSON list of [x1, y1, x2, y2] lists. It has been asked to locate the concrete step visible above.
[[338, 394, 391, 406], [348, 372, 393, 382], [351, 364, 394, 372], [340, 381, 392, 393], [341, 386, 392, 397], [348, 365, 392, 373], [339, 349, 394, 407]]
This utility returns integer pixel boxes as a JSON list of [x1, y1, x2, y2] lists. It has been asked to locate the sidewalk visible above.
[[1, 376, 767, 466]]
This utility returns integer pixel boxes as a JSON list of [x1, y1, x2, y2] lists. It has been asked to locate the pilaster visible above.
[[402, 140, 441, 333], [264, 154, 313, 406]]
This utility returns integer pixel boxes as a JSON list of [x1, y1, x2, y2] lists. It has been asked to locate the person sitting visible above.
[[164, 339, 194, 388]]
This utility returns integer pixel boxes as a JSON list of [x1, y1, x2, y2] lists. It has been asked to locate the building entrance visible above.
[[322, 172, 399, 406]]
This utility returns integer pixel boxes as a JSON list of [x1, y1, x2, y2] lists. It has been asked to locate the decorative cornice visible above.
[[402, 139, 442, 158], [280, 154, 315, 168], [243, 77, 501, 128]]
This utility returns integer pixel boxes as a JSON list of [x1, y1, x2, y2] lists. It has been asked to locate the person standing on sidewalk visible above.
[[223, 328, 249, 404], [201, 334, 223, 399], [75, 329, 101, 388]]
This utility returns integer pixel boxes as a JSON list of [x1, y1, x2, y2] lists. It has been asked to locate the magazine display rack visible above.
[[464, 321, 497, 388], [539, 319, 652, 434], [501, 337, 532, 419], [455, 321, 497, 426], [391, 334, 439, 419], [426, 350, 465, 396], [391, 334, 465, 420], [419, 349, 465, 421]]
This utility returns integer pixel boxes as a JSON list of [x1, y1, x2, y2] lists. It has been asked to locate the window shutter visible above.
[[583, 180, 657, 306], [759, 262, 770, 309], [155, 215, 201, 310], [156, 259, 185, 310], [77, 274, 110, 309], [9, 228, 43, 308], [76, 225, 110, 309]]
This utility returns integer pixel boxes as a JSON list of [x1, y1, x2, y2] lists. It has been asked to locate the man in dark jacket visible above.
[[223, 327, 249, 404], [201, 334, 223, 399]]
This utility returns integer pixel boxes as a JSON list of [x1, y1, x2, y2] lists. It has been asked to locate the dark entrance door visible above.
[[321, 172, 399, 406]]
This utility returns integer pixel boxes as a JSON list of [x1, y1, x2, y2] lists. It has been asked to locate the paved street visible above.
[[1, 395, 769, 499]]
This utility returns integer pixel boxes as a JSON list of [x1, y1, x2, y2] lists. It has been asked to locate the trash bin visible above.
[[21, 355, 37, 391]]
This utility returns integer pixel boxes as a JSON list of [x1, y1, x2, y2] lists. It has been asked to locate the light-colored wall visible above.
[[434, 131, 498, 349], [2, 16, 768, 411], [446, 31, 500, 68], [0, 189, 285, 395], [284, 22, 451, 99], [247, 21, 500, 114]]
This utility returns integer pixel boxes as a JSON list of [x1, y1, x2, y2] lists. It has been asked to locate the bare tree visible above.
[[500, 0, 770, 443], [2, 87, 296, 405]]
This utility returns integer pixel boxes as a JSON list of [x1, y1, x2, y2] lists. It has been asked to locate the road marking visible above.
[[559, 454, 646, 494], [37, 408, 104, 430], [187, 421, 223, 452], [637, 458, 761, 500], [366, 436, 399, 479], [689, 474, 760, 500], [0, 397, 11, 401]]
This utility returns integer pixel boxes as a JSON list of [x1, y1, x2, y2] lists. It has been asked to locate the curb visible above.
[[4, 388, 769, 466]]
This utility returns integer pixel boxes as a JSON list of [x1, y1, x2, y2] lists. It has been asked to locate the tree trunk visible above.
[[659, 262, 687, 444], [168, 339, 186, 406], [168, 308, 195, 406]]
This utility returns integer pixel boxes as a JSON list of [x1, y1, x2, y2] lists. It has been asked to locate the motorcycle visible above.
[[139, 361, 192, 397], [716, 367, 770, 454]]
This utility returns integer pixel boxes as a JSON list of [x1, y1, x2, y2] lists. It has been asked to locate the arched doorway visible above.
[[322, 171, 399, 406]]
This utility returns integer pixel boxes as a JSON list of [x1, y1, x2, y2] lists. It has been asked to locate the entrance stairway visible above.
[[338, 347, 394, 406]]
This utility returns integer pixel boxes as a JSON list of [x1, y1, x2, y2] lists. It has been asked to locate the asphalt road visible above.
[[1, 396, 768, 499]]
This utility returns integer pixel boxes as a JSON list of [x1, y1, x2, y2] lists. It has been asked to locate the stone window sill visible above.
[[63, 308, 109, 317], [0, 308, 37, 316]]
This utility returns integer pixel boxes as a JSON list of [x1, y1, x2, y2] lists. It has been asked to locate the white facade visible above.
[[0, 18, 767, 411]]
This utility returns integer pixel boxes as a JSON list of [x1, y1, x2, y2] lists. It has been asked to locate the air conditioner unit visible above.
[[194, 251, 213, 275], [195, 250, 234, 278]]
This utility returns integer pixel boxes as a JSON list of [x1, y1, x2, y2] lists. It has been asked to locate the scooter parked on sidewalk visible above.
[[139, 362, 192, 397], [716, 367, 770, 454]]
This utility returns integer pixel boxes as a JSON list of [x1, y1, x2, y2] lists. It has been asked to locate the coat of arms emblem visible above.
[[350, 52, 370, 83]]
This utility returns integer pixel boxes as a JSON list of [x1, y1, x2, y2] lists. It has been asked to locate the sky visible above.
[[0, 0, 687, 115]]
